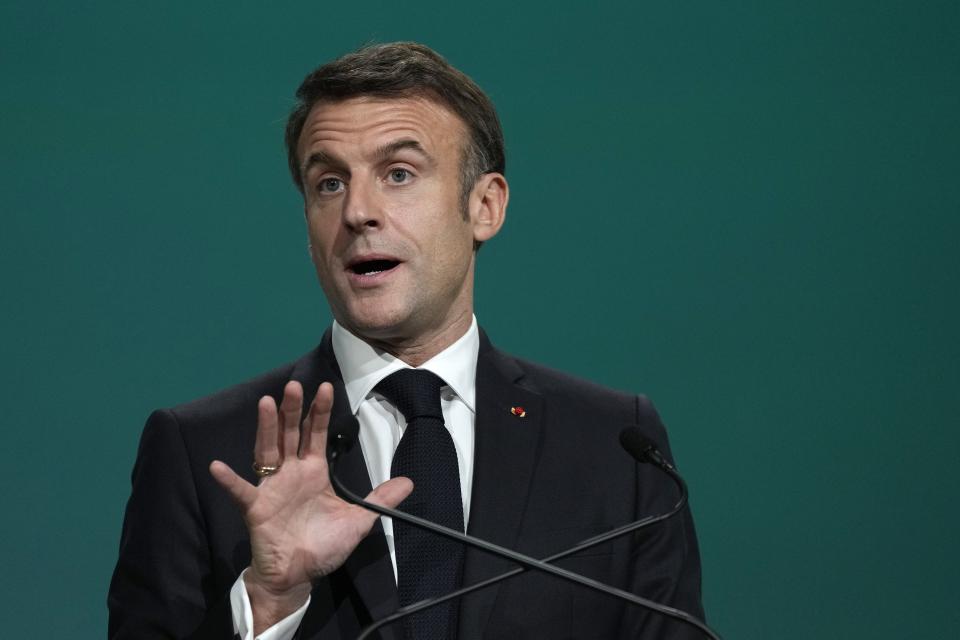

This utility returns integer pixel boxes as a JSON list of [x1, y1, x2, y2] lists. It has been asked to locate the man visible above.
[[109, 42, 704, 639]]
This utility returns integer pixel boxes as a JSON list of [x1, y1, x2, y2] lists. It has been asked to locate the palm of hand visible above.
[[209, 381, 412, 598], [246, 454, 371, 588]]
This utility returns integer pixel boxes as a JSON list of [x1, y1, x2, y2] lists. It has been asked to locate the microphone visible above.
[[329, 420, 721, 639], [620, 427, 676, 472]]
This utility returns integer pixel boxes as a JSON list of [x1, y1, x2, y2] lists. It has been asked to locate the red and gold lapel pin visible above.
[[510, 406, 526, 418]]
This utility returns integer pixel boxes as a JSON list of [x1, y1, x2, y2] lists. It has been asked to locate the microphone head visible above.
[[619, 427, 657, 464], [328, 415, 360, 455]]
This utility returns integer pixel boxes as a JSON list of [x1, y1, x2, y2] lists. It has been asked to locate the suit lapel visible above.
[[458, 332, 544, 638], [291, 332, 400, 640]]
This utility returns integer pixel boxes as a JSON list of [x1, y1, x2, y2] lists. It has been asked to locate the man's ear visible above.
[[469, 172, 508, 244]]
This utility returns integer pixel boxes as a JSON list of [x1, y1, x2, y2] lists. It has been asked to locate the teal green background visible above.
[[2, 1, 957, 637]]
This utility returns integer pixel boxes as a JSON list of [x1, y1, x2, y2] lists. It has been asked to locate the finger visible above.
[[366, 476, 414, 511], [304, 382, 334, 456], [279, 380, 303, 460], [350, 477, 415, 537], [254, 396, 281, 469], [209, 460, 257, 509]]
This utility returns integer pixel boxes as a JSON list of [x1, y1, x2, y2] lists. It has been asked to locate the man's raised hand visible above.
[[209, 381, 413, 633]]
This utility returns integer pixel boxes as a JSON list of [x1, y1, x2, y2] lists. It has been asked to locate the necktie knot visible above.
[[375, 368, 445, 421]]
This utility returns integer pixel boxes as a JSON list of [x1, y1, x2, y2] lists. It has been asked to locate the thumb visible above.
[[209, 460, 257, 509]]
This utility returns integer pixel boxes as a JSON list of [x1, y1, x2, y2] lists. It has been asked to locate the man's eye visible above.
[[318, 178, 343, 193], [388, 168, 411, 183]]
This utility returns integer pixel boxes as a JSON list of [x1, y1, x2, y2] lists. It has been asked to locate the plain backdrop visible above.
[[1, 1, 958, 637]]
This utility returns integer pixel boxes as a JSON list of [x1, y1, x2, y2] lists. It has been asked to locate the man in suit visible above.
[[109, 42, 704, 639]]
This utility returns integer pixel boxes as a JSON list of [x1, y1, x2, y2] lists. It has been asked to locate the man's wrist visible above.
[[244, 570, 311, 635]]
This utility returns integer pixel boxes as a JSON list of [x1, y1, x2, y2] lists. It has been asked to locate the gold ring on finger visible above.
[[252, 461, 282, 477]]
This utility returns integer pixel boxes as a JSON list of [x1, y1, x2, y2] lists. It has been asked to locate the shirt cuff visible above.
[[230, 568, 310, 640]]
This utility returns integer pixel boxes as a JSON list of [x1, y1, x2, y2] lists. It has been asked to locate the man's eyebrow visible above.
[[300, 139, 436, 178], [374, 139, 436, 167], [301, 150, 345, 177]]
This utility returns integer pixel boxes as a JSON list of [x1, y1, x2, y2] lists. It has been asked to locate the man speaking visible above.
[[108, 42, 705, 639]]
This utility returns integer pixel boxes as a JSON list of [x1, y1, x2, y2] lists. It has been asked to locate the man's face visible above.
[[297, 96, 500, 349]]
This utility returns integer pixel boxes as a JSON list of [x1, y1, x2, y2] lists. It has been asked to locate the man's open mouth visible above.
[[348, 259, 400, 276]]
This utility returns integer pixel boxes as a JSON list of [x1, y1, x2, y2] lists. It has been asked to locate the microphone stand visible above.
[[329, 432, 720, 640]]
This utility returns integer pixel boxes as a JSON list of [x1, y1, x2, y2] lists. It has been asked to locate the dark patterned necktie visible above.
[[375, 368, 465, 640]]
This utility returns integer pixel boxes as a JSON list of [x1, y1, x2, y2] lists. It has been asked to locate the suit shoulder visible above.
[[502, 352, 672, 456], [511, 354, 639, 405], [164, 354, 306, 426], [505, 353, 664, 423]]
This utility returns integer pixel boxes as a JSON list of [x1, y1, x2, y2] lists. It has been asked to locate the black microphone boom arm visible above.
[[328, 426, 721, 640]]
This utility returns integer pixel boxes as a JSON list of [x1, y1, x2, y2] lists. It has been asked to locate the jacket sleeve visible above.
[[108, 409, 237, 639]]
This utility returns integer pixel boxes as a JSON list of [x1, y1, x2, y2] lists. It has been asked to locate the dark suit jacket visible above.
[[109, 330, 703, 639]]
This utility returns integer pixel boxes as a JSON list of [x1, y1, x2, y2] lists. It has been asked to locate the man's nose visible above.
[[341, 178, 382, 232]]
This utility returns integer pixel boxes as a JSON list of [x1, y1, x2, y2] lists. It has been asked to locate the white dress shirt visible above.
[[231, 318, 479, 640]]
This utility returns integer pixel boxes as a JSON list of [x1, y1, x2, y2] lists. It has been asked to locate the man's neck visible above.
[[340, 311, 474, 368]]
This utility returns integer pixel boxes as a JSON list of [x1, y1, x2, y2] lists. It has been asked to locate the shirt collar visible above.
[[331, 317, 479, 415]]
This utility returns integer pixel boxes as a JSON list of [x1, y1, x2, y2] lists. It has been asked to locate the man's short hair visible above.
[[285, 42, 506, 214]]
